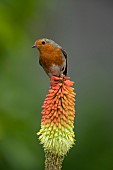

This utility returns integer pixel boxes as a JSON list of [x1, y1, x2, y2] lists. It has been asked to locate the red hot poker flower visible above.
[[37, 76, 76, 157]]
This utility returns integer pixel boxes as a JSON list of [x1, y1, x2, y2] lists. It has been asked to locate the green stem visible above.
[[45, 151, 64, 170]]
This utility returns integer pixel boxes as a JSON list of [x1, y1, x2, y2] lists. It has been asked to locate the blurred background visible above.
[[0, 0, 113, 169]]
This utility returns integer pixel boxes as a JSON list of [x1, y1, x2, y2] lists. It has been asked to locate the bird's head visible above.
[[32, 38, 61, 52]]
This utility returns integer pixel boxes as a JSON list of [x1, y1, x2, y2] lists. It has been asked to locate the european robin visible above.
[[32, 38, 67, 78]]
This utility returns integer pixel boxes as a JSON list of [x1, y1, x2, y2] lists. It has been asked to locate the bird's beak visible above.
[[32, 44, 37, 48]]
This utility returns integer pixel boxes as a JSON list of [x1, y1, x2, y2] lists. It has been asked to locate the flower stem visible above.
[[45, 151, 64, 170]]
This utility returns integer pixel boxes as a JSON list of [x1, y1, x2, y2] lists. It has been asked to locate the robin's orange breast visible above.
[[40, 45, 64, 69]]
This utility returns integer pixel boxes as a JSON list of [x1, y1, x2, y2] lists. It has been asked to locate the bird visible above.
[[32, 38, 67, 78]]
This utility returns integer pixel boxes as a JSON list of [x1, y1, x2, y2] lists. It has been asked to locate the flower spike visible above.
[[37, 76, 76, 157]]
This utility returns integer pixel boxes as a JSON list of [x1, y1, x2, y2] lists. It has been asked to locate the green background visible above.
[[0, 0, 113, 169]]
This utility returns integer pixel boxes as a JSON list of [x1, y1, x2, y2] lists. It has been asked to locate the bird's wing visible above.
[[61, 48, 67, 76], [39, 58, 42, 66]]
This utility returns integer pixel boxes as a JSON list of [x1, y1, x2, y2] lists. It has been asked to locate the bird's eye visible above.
[[42, 41, 46, 45]]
